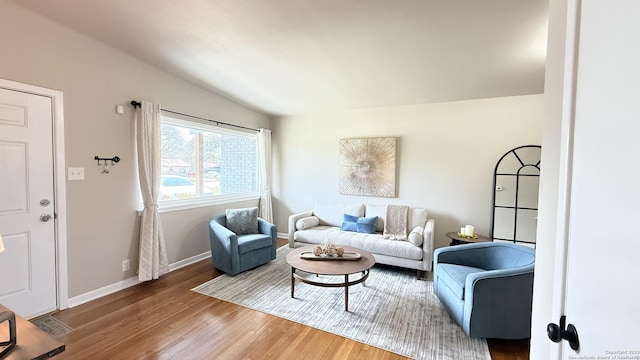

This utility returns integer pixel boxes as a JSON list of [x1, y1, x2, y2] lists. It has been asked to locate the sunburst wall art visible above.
[[339, 137, 397, 197]]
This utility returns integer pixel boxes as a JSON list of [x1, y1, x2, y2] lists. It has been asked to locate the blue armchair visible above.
[[433, 242, 535, 339], [208, 214, 277, 275]]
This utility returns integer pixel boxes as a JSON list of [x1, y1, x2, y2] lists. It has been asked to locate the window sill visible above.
[[137, 193, 261, 215]]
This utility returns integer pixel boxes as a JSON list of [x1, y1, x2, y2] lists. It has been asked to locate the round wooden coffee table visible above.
[[286, 245, 375, 311]]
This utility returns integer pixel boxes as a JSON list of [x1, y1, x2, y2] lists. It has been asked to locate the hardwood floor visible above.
[[487, 339, 530, 360], [48, 240, 528, 359]]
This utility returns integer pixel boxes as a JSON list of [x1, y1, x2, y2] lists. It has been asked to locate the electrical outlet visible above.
[[122, 259, 130, 272], [68, 167, 85, 180]]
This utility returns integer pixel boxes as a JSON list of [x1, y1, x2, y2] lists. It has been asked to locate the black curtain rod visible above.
[[130, 100, 259, 132]]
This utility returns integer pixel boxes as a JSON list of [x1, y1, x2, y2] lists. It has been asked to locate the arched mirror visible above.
[[490, 145, 541, 247]]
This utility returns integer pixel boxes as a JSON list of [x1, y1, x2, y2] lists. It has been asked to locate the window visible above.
[[158, 116, 258, 206]]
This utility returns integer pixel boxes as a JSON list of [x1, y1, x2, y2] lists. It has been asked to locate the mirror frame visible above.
[[490, 145, 541, 246]]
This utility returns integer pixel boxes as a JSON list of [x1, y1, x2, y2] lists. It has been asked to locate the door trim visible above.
[[0, 78, 68, 311], [548, 0, 582, 358]]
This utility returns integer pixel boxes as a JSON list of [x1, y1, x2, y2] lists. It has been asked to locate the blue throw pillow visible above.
[[341, 214, 358, 232], [357, 216, 378, 234]]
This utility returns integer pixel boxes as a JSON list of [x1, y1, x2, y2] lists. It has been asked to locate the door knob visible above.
[[40, 214, 52, 222], [547, 315, 580, 351]]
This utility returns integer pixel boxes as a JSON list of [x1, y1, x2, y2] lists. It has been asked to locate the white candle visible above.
[[465, 225, 475, 236], [460, 227, 466, 235]]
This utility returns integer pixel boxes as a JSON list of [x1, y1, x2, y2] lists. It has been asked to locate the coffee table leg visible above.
[[291, 268, 295, 298], [344, 274, 349, 311]]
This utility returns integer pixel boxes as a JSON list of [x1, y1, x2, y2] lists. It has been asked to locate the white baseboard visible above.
[[67, 251, 212, 308], [277, 232, 289, 240], [67, 276, 142, 309], [169, 251, 212, 272]]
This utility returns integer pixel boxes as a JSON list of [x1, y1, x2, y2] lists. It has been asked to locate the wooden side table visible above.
[[445, 232, 490, 246]]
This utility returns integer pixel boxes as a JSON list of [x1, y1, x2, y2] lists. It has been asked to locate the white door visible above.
[[556, 0, 640, 357], [0, 87, 57, 318]]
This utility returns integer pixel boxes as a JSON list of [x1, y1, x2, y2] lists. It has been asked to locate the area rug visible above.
[[192, 246, 490, 360]]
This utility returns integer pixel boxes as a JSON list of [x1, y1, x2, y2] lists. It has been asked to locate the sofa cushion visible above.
[[296, 216, 320, 230], [437, 263, 485, 300], [408, 226, 424, 246], [225, 207, 258, 235], [314, 202, 364, 227], [365, 204, 388, 232], [294, 227, 423, 260], [237, 233, 272, 254], [408, 208, 428, 229]]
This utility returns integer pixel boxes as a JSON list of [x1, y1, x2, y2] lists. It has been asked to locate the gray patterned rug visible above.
[[192, 246, 490, 360]]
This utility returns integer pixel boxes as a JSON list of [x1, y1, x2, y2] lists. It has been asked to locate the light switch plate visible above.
[[68, 167, 85, 180]]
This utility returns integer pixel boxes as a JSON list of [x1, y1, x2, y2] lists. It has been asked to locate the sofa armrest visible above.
[[288, 210, 313, 247], [258, 218, 277, 239], [421, 218, 435, 270], [258, 217, 277, 259], [209, 216, 237, 253], [422, 218, 435, 252], [209, 216, 239, 273]]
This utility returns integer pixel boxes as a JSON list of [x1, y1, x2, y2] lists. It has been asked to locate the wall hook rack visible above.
[[94, 156, 120, 174]]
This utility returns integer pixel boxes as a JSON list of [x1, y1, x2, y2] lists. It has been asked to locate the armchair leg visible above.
[[416, 270, 426, 280]]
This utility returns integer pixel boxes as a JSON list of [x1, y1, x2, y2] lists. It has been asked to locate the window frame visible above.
[[156, 115, 260, 213]]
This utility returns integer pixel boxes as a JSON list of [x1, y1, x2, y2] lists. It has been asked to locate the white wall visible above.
[[0, 2, 269, 297], [271, 95, 543, 249]]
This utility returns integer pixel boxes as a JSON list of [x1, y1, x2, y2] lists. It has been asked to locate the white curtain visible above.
[[258, 128, 273, 222], [135, 101, 169, 281]]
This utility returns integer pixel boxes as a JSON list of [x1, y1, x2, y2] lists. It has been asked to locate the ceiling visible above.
[[13, 0, 549, 116]]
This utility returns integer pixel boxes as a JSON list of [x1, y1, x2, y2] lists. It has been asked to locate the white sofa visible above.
[[288, 202, 435, 279]]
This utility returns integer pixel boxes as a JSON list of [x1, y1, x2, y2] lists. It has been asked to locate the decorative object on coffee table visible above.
[[308, 243, 348, 258], [338, 137, 396, 197], [299, 250, 361, 261]]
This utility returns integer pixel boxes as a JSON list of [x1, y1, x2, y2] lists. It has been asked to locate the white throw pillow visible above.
[[296, 216, 320, 230], [408, 226, 424, 246]]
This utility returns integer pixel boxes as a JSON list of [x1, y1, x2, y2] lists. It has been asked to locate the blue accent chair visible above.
[[433, 242, 535, 339], [208, 214, 277, 275]]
